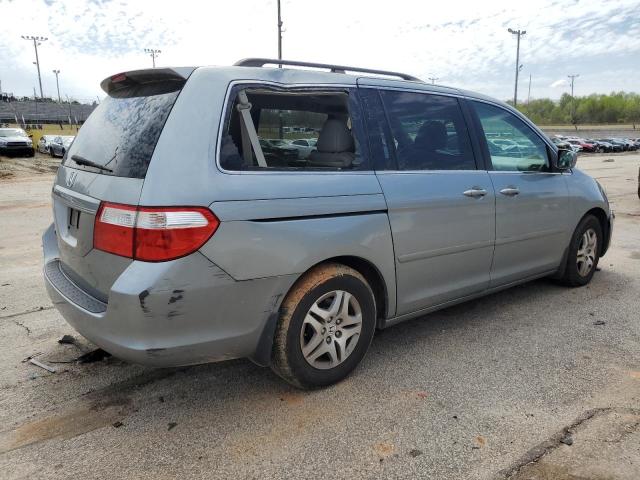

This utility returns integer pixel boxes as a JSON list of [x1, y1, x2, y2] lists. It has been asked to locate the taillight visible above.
[[93, 202, 219, 262], [94, 203, 136, 258]]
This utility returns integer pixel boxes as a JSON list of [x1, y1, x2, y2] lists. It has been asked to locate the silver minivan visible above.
[[43, 59, 613, 388]]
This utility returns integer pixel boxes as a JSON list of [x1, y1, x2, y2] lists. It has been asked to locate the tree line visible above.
[[512, 92, 640, 127]]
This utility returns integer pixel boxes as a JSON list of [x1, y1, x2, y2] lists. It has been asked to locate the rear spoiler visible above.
[[100, 67, 196, 98]]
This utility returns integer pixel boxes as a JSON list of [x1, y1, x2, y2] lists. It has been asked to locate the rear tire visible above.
[[271, 263, 376, 389], [559, 215, 602, 287]]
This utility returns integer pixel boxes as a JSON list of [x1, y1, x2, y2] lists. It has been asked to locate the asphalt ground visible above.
[[0, 152, 638, 479]]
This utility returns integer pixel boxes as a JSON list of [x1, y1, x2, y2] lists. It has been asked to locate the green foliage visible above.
[[516, 92, 640, 126]]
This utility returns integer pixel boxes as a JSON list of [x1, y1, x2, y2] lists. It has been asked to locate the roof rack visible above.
[[234, 58, 422, 82]]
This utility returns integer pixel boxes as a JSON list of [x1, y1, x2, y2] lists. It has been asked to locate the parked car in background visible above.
[[42, 59, 614, 389], [37, 135, 58, 154], [585, 139, 614, 153], [617, 138, 638, 151], [551, 137, 573, 151], [258, 138, 300, 165], [567, 139, 597, 153], [49, 135, 75, 158], [288, 138, 317, 159], [0, 127, 34, 157], [597, 138, 626, 152]]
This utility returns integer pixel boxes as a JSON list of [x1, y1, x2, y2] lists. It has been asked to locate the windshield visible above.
[[63, 90, 180, 178], [0, 129, 27, 137]]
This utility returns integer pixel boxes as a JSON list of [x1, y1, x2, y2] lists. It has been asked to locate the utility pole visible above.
[[428, 77, 439, 85], [568, 74, 579, 126], [22, 35, 48, 99], [52, 69, 61, 103], [277, 0, 283, 66], [527, 74, 532, 104], [507, 28, 526, 106], [144, 48, 161, 68]]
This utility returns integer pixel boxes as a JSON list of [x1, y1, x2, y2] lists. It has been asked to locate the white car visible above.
[[37, 135, 58, 154], [288, 138, 317, 159]]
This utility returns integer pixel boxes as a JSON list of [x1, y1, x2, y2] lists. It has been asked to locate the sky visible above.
[[1, 0, 639, 103]]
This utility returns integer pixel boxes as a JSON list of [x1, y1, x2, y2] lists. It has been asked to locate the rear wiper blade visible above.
[[71, 155, 113, 173]]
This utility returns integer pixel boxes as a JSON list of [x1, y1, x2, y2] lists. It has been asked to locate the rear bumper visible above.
[[42, 224, 296, 367]]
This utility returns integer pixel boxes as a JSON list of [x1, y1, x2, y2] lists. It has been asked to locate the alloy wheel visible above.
[[576, 228, 598, 277]]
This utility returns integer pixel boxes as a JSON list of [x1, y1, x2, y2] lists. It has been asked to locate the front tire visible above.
[[271, 263, 376, 389], [559, 215, 602, 287]]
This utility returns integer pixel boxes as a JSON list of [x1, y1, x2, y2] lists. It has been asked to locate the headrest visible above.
[[316, 119, 355, 153], [414, 121, 447, 151]]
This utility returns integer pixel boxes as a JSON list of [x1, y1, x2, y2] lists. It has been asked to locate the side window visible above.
[[219, 87, 367, 171], [472, 101, 550, 172], [380, 90, 476, 171]]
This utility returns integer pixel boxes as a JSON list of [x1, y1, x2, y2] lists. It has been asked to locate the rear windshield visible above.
[[63, 90, 179, 178]]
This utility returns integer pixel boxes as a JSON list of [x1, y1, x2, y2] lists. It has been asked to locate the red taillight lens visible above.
[[94, 203, 137, 258], [134, 207, 218, 261], [93, 203, 219, 262]]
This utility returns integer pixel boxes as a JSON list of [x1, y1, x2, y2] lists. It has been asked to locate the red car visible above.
[[567, 139, 596, 152]]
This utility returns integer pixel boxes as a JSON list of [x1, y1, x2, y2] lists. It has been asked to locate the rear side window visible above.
[[64, 89, 180, 178], [472, 101, 550, 172], [380, 90, 476, 171], [219, 87, 368, 171]]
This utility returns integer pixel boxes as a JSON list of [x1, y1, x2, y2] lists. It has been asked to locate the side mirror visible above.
[[554, 148, 577, 170]]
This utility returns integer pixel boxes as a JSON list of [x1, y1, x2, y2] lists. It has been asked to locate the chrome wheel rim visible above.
[[300, 290, 362, 370], [577, 228, 598, 277]]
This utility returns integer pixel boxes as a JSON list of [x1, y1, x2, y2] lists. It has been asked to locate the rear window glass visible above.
[[63, 90, 179, 178]]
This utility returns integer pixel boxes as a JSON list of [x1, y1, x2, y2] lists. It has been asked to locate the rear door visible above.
[[360, 88, 495, 315], [469, 100, 569, 286], [50, 69, 188, 301]]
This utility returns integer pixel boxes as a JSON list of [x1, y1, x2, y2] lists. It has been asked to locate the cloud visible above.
[[551, 79, 568, 88], [1, 0, 639, 102]]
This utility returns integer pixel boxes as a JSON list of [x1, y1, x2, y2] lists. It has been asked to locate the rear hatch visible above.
[[51, 68, 192, 301]]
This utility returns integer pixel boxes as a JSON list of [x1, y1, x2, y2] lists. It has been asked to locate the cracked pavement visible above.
[[0, 153, 639, 479]]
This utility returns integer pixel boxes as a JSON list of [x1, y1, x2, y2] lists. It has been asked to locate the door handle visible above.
[[463, 188, 487, 198], [499, 187, 520, 196]]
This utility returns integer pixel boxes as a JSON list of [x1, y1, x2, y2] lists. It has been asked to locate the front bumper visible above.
[[0, 145, 34, 156], [42, 224, 296, 367], [602, 211, 614, 256]]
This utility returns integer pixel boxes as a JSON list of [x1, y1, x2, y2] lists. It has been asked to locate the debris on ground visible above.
[[167, 422, 178, 431], [560, 434, 574, 446], [593, 320, 606, 326], [603, 158, 615, 162], [29, 358, 56, 373], [76, 348, 112, 364], [58, 334, 77, 345], [112, 421, 124, 428], [21, 353, 43, 363], [408, 449, 423, 457]]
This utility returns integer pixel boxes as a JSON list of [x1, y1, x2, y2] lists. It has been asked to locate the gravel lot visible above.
[[0, 152, 638, 479]]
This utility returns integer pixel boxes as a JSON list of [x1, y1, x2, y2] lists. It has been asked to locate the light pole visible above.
[[527, 74, 532, 104], [507, 28, 526, 106], [144, 48, 161, 68], [568, 74, 579, 125], [277, 0, 283, 66], [428, 77, 439, 85], [52, 69, 61, 103], [22, 35, 48, 99]]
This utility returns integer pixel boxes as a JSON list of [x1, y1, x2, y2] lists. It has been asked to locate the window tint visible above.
[[220, 88, 367, 171], [380, 90, 476, 170], [472, 101, 549, 172], [64, 89, 180, 178]]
